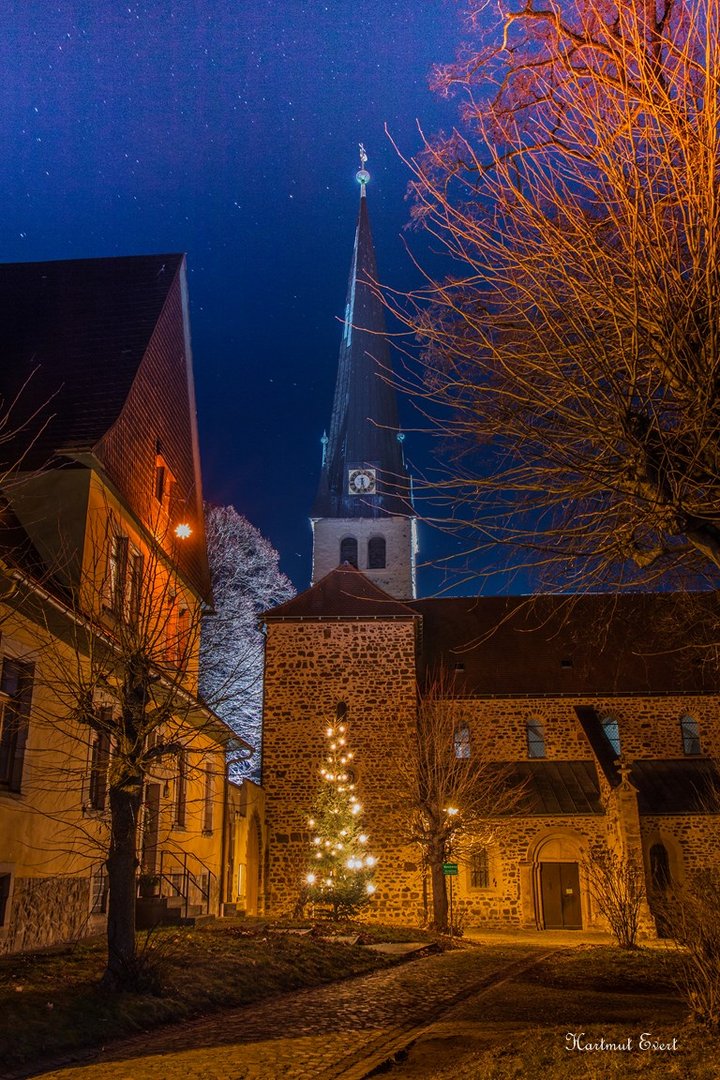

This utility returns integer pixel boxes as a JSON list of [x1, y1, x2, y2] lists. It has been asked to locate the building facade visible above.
[[0, 254, 243, 952], [262, 167, 720, 934]]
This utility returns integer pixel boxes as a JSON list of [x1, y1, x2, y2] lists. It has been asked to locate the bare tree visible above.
[[386, 0, 720, 589], [9, 506, 236, 989], [582, 847, 645, 949], [399, 668, 523, 931]]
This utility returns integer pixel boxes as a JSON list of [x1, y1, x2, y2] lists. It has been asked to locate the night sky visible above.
[[1, 2, 480, 595]]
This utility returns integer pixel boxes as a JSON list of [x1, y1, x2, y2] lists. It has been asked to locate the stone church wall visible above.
[[311, 517, 415, 601], [262, 618, 422, 920]]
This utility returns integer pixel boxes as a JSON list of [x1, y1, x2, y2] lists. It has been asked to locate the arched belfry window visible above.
[[340, 537, 358, 568], [368, 536, 386, 570]]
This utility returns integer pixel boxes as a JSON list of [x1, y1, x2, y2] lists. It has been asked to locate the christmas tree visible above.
[[302, 708, 376, 919]]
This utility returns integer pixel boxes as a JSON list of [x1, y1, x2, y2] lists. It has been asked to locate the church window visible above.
[[649, 842, 671, 891], [601, 715, 621, 756], [681, 716, 701, 755], [368, 536, 386, 570], [340, 537, 358, 568], [454, 723, 471, 759], [526, 721, 545, 758], [469, 849, 490, 889]]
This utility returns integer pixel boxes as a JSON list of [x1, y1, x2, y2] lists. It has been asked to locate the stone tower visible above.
[[311, 150, 417, 600]]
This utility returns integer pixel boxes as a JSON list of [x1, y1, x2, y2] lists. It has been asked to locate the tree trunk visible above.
[[102, 783, 142, 989], [429, 840, 448, 931]]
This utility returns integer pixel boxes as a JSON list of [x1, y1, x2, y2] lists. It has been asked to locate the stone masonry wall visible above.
[[311, 517, 415, 600], [1, 876, 92, 955], [263, 615, 720, 928], [262, 619, 421, 921]]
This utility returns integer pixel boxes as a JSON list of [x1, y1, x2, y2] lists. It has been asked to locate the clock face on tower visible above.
[[348, 468, 377, 495]]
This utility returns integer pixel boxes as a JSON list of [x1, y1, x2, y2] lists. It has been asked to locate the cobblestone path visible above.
[[35, 943, 552, 1080]]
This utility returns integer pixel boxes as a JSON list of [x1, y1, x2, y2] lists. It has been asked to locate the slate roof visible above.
[[631, 759, 720, 814], [412, 593, 719, 696], [313, 193, 412, 519], [0, 253, 184, 470], [506, 760, 604, 815], [264, 563, 419, 620]]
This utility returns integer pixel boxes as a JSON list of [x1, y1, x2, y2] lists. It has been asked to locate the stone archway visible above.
[[644, 830, 684, 937], [527, 832, 589, 931]]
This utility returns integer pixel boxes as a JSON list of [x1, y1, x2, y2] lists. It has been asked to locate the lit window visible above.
[[454, 723, 471, 759], [601, 715, 621, 756], [109, 535, 129, 616], [368, 536, 386, 570], [681, 716, 701, 756], [340, 537, 358, 568], [526, 721, 545, 758], [469, 849, 490, 889]]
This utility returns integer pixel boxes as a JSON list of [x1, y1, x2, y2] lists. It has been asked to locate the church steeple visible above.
[[311, 149, 417, 600]]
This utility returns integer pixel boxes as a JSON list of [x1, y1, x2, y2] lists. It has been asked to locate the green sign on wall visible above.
[[442, 862, 458, 876]]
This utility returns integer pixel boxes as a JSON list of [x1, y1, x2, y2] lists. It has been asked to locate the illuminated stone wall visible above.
[[262, 618, 421, 920]]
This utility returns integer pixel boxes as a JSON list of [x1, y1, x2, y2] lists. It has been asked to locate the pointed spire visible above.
[[313, 153, 413, 520]]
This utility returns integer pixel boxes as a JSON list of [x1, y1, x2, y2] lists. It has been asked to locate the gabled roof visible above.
[[264, 563, 419, 620], [412, 593, 720, 696], [313, 192, 412, 520], [0, 253, 184, 470], [0, 253, 212, 603]]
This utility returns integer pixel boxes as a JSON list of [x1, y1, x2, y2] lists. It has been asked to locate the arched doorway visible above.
[[532, 834, 585, 930]]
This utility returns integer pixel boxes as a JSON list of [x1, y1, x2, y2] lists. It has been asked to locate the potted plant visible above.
[[138, 872, 161, 898]]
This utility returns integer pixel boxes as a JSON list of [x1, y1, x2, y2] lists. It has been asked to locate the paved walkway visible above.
[[34, 942, 553, 1080]]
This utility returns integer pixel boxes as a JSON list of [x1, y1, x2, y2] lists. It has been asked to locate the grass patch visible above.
[[394, 945, 718, 1080], [0, 918, 416, 1074]]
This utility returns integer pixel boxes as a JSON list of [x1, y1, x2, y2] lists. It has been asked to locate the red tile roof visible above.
[[264, 563, 419, 620]]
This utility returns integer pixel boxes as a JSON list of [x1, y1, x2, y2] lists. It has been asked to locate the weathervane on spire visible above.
[[356, 143, 370, 195]]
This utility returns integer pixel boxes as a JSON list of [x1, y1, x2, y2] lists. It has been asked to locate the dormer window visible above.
[[154, 453, 176, 515]]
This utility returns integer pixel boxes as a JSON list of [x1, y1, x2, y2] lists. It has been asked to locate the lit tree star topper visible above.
[[301, 702, 376, 919]]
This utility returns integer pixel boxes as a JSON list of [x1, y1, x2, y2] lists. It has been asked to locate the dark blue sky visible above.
[[1, 1, 481, 594]]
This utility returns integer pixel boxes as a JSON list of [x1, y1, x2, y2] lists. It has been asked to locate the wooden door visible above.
[[540, 862, 582, 929]]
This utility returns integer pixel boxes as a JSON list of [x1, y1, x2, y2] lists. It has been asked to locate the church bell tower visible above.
[[311, 148, 417, 600]]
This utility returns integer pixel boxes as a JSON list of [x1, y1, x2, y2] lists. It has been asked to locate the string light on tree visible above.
[[301, 703, 377, 918]]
